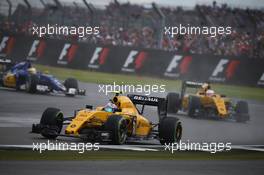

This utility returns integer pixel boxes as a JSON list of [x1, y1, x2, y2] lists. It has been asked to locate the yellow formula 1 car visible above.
[[166, 81, 250, 122], [32, 92, 182, 145]]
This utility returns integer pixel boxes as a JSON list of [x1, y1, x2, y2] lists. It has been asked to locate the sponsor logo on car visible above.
[[133, 95, 158, 102]]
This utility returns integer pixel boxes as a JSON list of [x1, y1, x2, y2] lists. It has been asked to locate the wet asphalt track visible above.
[[0, 82, 264, 175], [0, 160, 264, 175], [0, 82, 264, 145]]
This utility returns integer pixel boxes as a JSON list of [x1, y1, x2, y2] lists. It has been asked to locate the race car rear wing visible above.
[[183, 81, 204, 88], [180, 81, 204, 100], [0, 58, 13, 77], [0, 58, 14, 79], [0, 58, 12, 64], [127, 94, 167, 120]]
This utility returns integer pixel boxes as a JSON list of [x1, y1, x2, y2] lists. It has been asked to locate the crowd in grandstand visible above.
[[0, 1, 264, 58]]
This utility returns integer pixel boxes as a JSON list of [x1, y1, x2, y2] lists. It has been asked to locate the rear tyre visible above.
[[166, 92, 181, 114], [64, 78, 78, 89], [235, 101, 250, 122], [25, 74, 38, 93], [158, 98, 167, 121], [64, 78, 78, 96], [104, 115, 127, 145], [15, 75, 22, 91], [159, 117, 182, 145], [188, 96, 201, 118], [40, 108, 64, 139]]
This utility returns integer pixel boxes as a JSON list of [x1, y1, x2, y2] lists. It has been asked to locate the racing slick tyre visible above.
[[157, 98, 167, 121], [187, 96, 201, 118], [25, 74, 38, 93], [64, 78, 78, 97], [15, 75, 22, 91], [0, 74, 2, 86], [104, 115, 127, 145], [235, 101, 250, 122], [159, 117, 182, 145], [40, 108, 64, 139], [166, 92, 181, 114]]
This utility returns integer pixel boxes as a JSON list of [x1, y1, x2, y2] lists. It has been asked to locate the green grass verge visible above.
[[34, 64, 264, 101], [1, 150, 264, 160]]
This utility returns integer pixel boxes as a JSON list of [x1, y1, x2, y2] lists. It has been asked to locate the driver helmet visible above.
[[104, 101, 118, 113], [206, 89, 215, 97], [28, 67, 37, 74]]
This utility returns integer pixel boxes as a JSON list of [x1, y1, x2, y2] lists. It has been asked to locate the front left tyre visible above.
[[40, 107, 64, 139], [104, 115, 128, 145]]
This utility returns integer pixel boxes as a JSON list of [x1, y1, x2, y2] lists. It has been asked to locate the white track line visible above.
[[0, 144, 264, 152], [0, 144, 158, 152], [231, 145, 264, 152]]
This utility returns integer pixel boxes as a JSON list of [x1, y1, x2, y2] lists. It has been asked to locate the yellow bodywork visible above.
[[182, 93, 229, 118], [3, 72, 16, 88], [65, 95, 152, 137]]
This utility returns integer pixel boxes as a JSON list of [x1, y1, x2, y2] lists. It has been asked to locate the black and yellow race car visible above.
[[32, 92, 182, 145], [166, 81, 250, 122]]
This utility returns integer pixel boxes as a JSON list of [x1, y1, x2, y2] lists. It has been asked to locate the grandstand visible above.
[[0, 0, 263, 58]]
